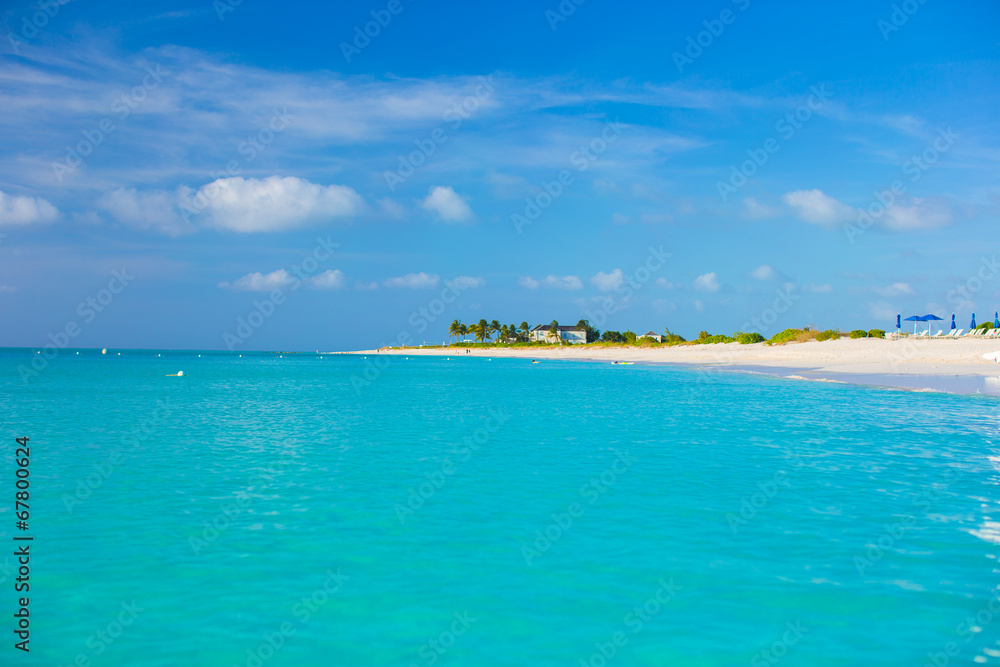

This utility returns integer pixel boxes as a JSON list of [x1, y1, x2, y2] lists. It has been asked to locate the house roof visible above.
[[641, 331, 660, 337], [530, 325, 584, 332]]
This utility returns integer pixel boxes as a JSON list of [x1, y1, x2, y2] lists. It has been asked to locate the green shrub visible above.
[[868, 329, 885, 339], [767, 328, 804, 345], [695, 334, 734, 344], [977, 322, 994, 330], [849, 329, 867, 339], [815, 330, 841, 342], [735, 332, 766, 344], [663, 328, 686, 343]]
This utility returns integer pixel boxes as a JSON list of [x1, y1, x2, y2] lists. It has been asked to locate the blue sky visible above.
[[1, 0, 998, 350]]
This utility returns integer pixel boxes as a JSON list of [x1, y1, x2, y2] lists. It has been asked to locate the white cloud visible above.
[[384, 272, 440, 289], [693, 272, 720, 292], [744, 197, 780, 220], [98, 187, 194, 236], [872, 282, 914, 297], [420, 186, 473, 223], [751, 264, 777, 280], [518, 275, 583, 290], [450, 276, 485, 289], [591, 269, 625, 292], [377, 198, 406, 220], [655, 278, 675, 289], [101, 176, 363, 235], [0, 190, 58, 227], [881, 198, 952, 230], [782, 189, 855, 226], [219, 269, 293, 291], [196, 176, 363, 232], [308, 269, 347, 290]]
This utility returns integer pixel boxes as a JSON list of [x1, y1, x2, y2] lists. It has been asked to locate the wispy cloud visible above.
[[0, 190, 58, 226], [384, 272, 440, 289], [518, 275, 583, 290], [420, 186, 474, 223]]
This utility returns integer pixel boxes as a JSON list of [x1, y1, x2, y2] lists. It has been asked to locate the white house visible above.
[[529, 324, 587, 344], [638, 331, 663, 343]]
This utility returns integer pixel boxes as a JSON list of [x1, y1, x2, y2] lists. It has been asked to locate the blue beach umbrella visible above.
[[896, 314, 901, 331], [951, 314, 956, 330], [971, 313, 977, 329], [995, 311, 999, 328], [923, 314, 943, 333], [903, 315, 924, 334]]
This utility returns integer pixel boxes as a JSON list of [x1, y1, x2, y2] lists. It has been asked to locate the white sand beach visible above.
[[345, 337, 1000, 393]]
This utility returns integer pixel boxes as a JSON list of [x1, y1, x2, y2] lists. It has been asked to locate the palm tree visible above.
[[548, 319, 560, 344], [500, 324, 509, 343], [520, 321, 531, 342], [477, 319, 489, 343], [489, 320, 501, 344], [459, 323, 469, 342], [448, 319, 462, 343]]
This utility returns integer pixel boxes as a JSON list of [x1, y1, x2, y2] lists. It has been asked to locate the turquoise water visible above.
[[2, 348, 999, 666]]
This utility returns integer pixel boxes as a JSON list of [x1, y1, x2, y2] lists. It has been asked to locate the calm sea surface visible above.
[[1, 348, 999, 665]]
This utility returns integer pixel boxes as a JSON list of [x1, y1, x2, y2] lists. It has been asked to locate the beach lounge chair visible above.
[[932, 330, 944, 337], [949, 329, 964, 337]]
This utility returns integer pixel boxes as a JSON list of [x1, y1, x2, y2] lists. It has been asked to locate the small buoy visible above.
[[101, 348, 107, 354], [166, 371, 184, 377]]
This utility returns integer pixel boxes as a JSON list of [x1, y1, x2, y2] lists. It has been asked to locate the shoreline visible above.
[[341, 338, 1000, 396]]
